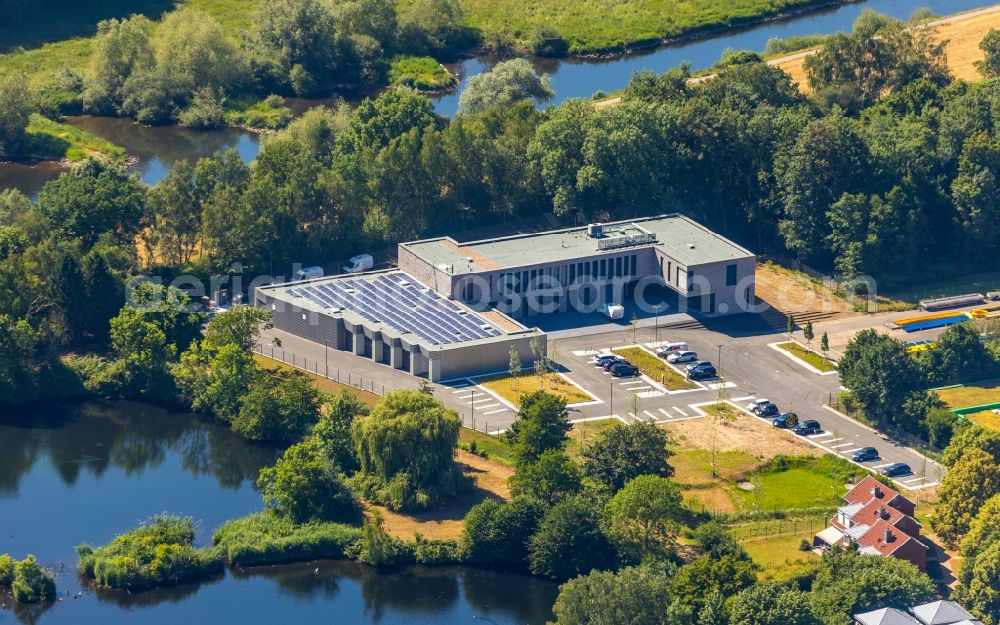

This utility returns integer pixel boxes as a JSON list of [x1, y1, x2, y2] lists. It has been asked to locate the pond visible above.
[[0, 400, 557, 625], [0, 0, 991, 196]]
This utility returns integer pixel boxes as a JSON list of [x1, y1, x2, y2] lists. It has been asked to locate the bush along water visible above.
[[77, 515, 224, 590], [0, 554, 56, 604]]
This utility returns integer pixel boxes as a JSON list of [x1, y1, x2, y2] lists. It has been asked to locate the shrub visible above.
[[11, 556, 56, 603], [529, 25, 568, 57], [412, 535, 460, 565], [65, 354, 127, 397], [179, 87, 226, 129], [529, 495, 616, 580], [346, 510, 414, 567], [257, 440, 360, 524], [460, 497, 545, 569], [0, 554, 14, 585], [213, 511, 360, 567], [77, 515, 223, 590]]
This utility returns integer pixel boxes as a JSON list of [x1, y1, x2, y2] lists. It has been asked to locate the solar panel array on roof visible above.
[[287, 272, 500, 345]]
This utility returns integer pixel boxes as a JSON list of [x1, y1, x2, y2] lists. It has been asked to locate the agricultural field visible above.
[[612, 346, 697, 391], [478, 371, 595, 407]]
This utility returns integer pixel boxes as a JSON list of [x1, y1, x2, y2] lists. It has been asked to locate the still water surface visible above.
[[0, 401, 557, 625]]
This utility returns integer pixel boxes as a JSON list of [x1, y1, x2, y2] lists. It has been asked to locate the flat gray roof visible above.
[[400, 214, 753, 275]]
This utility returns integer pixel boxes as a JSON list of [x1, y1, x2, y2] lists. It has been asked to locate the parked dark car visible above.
[[851, 447, 879, 462], [602, 358, 624, 371], [772, 412, 798, 428], [793, 420, 822, 435], [594, 354, 622, 367], [610, 362, 640, 378], [756, 403, 780, 418], [881, 463, 913, 477], [751, 401, 778, 416], [686, 361, 717, 380]]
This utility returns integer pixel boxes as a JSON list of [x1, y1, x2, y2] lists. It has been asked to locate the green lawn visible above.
[[566, 418, 618, 459], [777, 341, 837, 372], [459, 0, 827, 54], [933, 378, 1000, 410], [23, 114, 125, 161], [612, 346, 698, 391], [459, 428, 515, 465], [732, 456, 854, 512], [741, 533, 819, 581]]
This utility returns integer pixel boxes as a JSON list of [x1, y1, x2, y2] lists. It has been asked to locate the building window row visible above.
[[497, 253, 639, 295]]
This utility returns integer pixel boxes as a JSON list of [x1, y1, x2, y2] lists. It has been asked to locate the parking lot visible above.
[[268, 309, 946, 491]]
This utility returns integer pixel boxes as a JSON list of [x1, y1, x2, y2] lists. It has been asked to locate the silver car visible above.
[[666, 350, 698, 364]]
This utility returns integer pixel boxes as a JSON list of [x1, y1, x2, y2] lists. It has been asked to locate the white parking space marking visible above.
[[841, 448, 864, 454], [673, 407, 689, 417], [618, 380, 646, 386], [830, 443, 855, 449], [454, 393, 474, 400], [471, 397, 498, 405], [450, 385, 471, 391], [482, 408, 507, 415], [872, 462, 894, 469], [628, 386, 653, 392], [902, 476, 927, 484], [703, 381, 737, 390], [475, 403, 500, 410], [638, 391, 665, 398], [732, 396, 755, 402], [644, 410, 656, 419], [659, 408, 671, 417], [819, 437, 842, 444]]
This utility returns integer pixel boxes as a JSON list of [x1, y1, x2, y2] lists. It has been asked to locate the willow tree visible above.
[[350, 390, 467, 510]]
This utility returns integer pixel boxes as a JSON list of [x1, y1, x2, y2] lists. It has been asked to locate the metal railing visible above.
[[254, 343, 386, 396]]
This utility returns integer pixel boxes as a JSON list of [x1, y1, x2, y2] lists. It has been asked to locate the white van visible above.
[[603, 304, 625, 320], [296, 266, 325, 281], [655, 341, 688, 356], [342, 254, 374, 274]]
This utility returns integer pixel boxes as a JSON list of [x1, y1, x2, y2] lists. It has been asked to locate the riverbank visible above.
[[11, 114, 124, 165]]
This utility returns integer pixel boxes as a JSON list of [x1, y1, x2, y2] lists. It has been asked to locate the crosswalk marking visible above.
[[644, 410, 656, 419], [659, 408, 671, 417]]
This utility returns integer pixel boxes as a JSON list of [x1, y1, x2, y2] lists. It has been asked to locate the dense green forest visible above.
[[0, 11, 999, 397]]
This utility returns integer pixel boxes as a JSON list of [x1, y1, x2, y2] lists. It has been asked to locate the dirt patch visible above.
[[374, 450, 513, 541], [754, 262, 855, 318], [683, 486, 738, 515], [663, 408, 822, 461]]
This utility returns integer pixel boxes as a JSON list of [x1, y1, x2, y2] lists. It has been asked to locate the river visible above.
[[0, 401, 557, 625], [0, 0, 992, 197]]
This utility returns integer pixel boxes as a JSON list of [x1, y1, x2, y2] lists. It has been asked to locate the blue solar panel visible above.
[[289, 272, 499, 345]]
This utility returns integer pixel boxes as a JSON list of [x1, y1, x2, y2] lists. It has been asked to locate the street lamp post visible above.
[[653, 304, 662, 345], [324, 340, 329, 378], [716, 344, 725, 402]]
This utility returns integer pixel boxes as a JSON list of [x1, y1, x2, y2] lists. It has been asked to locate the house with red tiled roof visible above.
[[814, 476, 927, 571]]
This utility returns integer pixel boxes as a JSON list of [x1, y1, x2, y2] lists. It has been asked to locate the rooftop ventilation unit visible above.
[[686, 243, 696, 249], [587, 223, 604, 238], [596, 223, 657, 251]]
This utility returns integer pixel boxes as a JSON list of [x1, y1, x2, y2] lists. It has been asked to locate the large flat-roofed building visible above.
[[398, 214, 755, 317], [255, 270, 541, 382]]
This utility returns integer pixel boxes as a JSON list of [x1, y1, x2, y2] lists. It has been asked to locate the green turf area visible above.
[[565, 418, 618, 459], [777, 341, 837, 372], [741, 533, 819, 581], [459, 427, 515, 465], [612, 346, 698, 391], [732, 455, 855, 512], [933, 378, 1000, 410], [459, 0, 827, 54], [389, 56, 457, 91], [23, 114, 125, 162]]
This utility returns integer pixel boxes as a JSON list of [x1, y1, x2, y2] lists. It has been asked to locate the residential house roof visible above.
[[910, 601, 977, 625], [855, 608, 923, 625], [844, 476, 914, 512], [854, 520, 926, 558]]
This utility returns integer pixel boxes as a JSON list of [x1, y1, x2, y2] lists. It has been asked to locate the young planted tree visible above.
[[508, 346, 522, 391], [820, 331, 830, 357], [803, 320, 815, 347]]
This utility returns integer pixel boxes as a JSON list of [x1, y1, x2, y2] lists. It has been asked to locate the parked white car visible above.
[[747, 398, 771, 412], [666, 350, 698, 364]]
